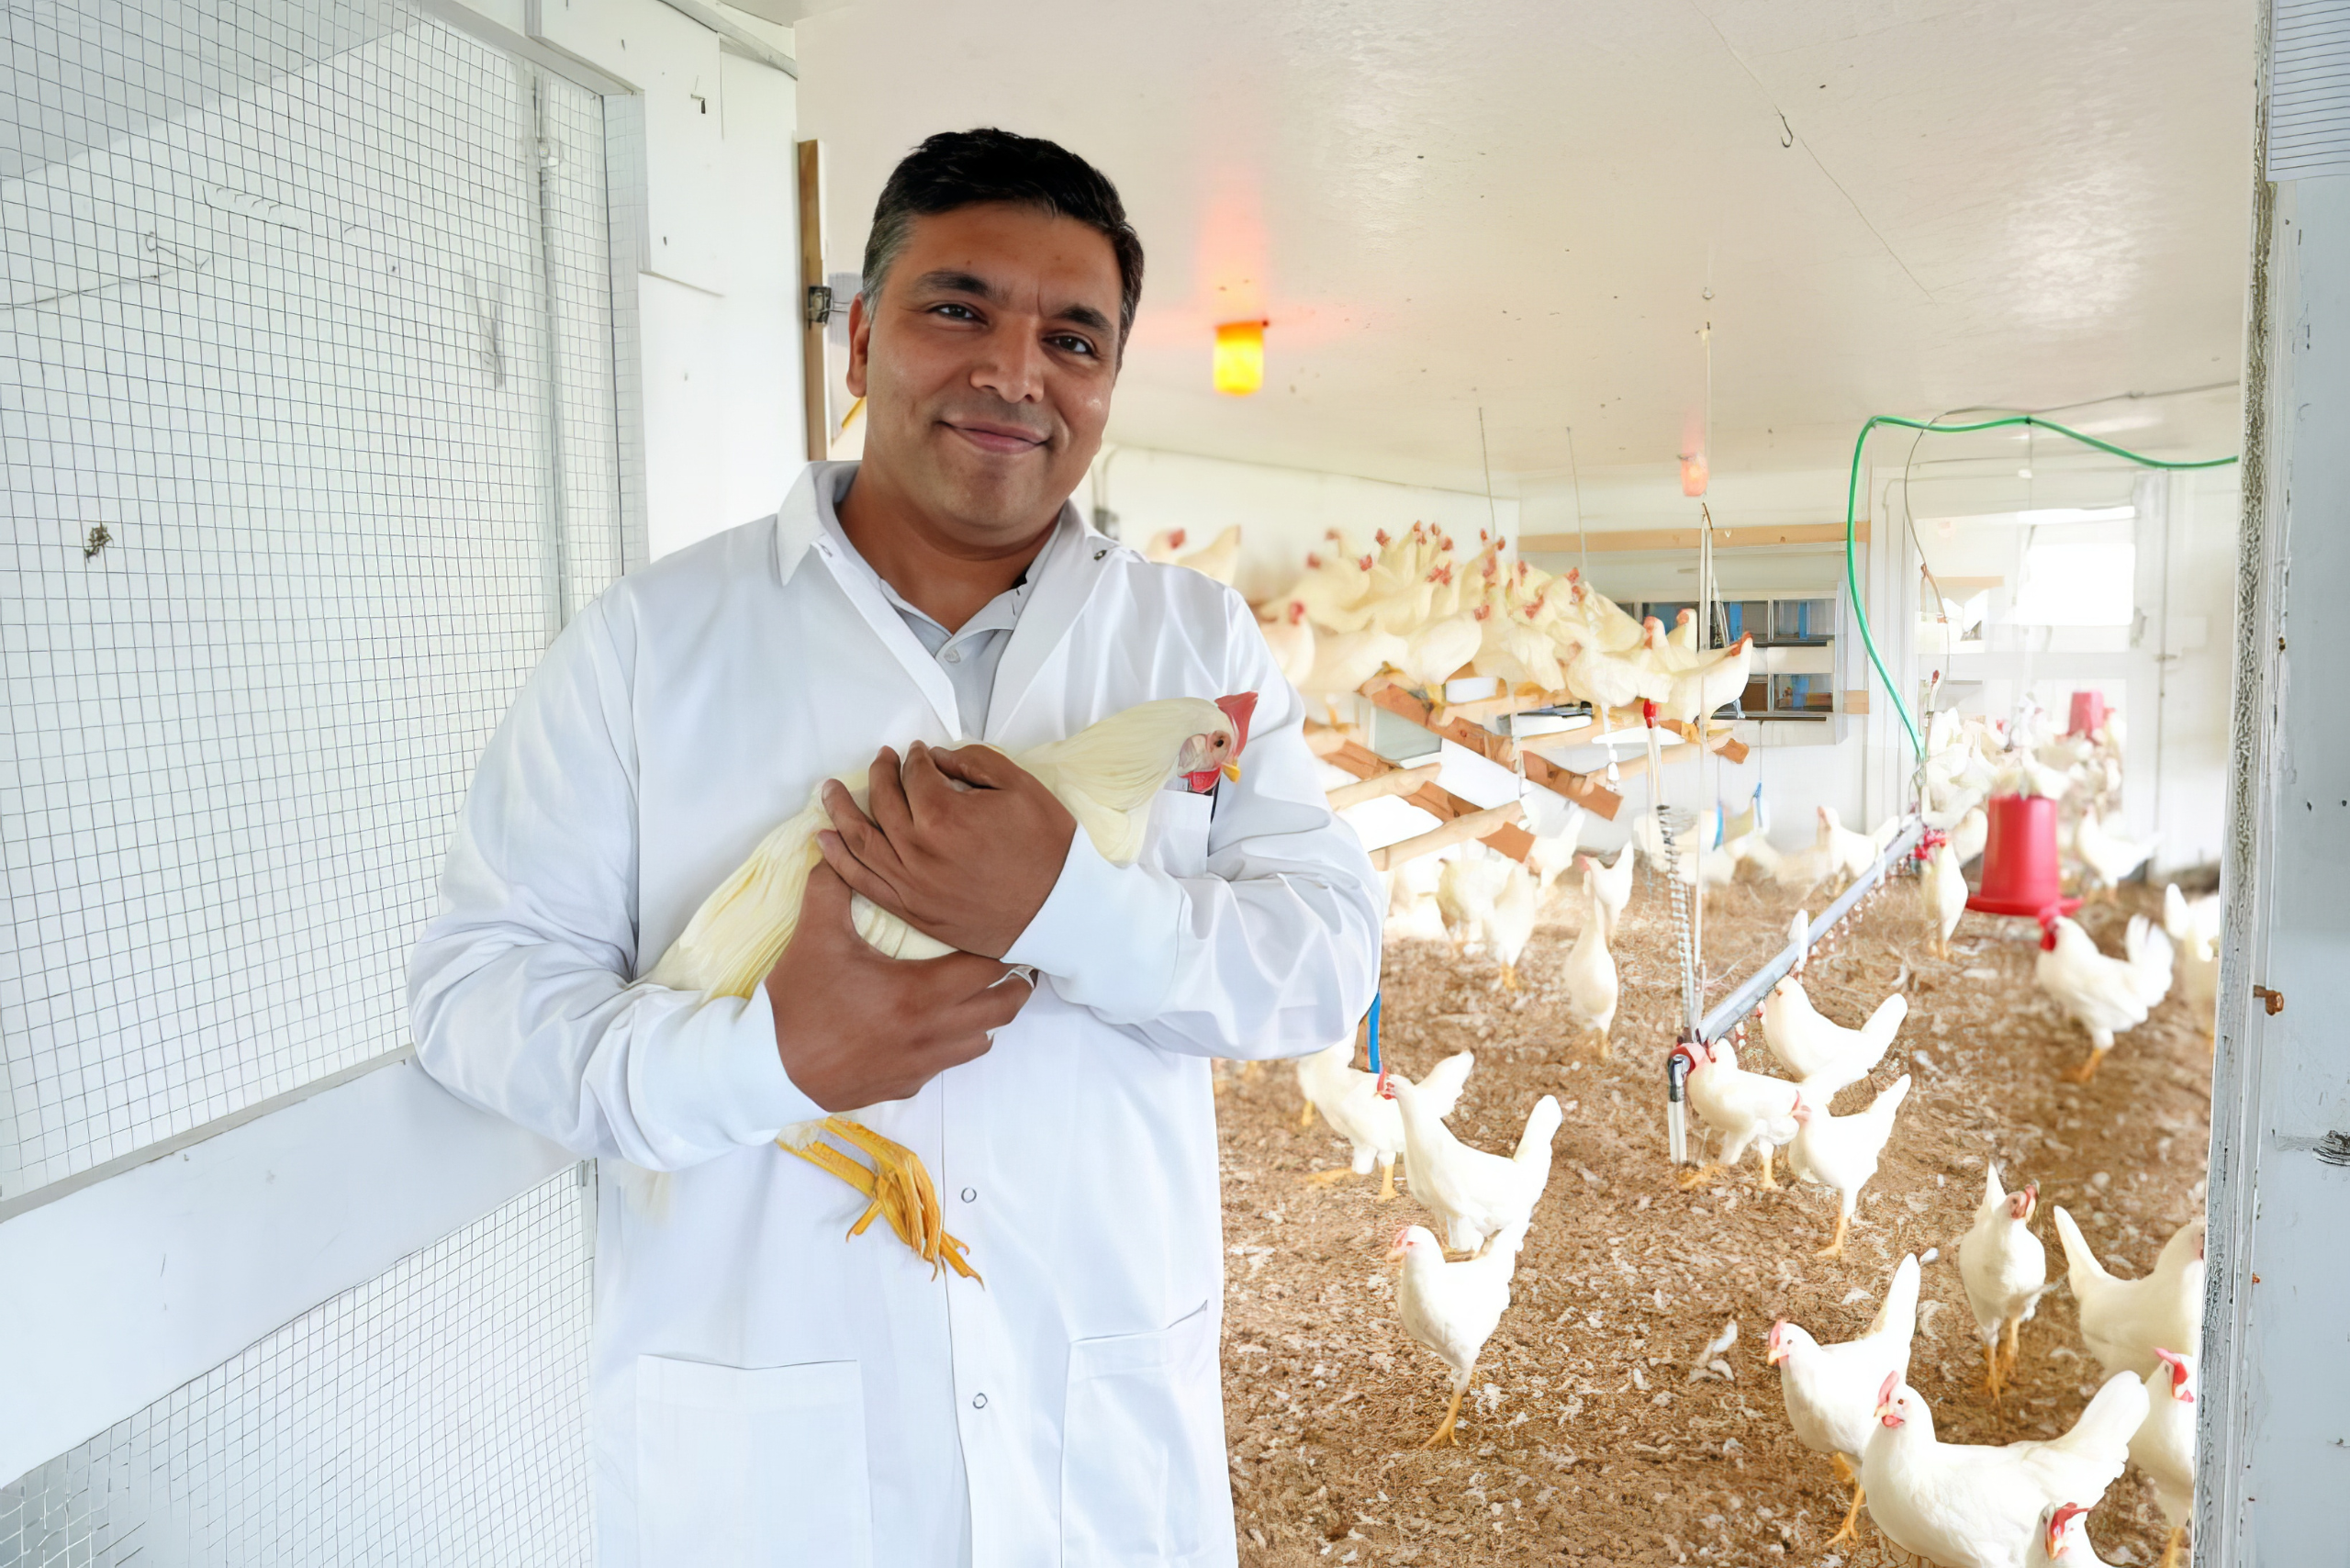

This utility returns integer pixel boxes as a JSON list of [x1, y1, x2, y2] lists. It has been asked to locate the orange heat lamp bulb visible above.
[[1214, 319, 1267, 396]]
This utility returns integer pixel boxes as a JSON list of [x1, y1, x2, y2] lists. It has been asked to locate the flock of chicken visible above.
[[1218, 522, 2223, 1568]]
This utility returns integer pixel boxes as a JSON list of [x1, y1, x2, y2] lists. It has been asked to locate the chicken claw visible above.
[[781, 1117, 981, 1283], [1677, 1162, 1726, 1191], [1815, 1212, 1850, 1260], [1298, 1099, 1317, 1130], [1305, 1167, 1355, 1186], [1421, 1386, 1467, 1448], [1825, 1454, 1866, 1546], [1755, 1145, 1783, 1192], [1377, 1163, 1398, 1202], [2064, 1046, 2109, 1083]]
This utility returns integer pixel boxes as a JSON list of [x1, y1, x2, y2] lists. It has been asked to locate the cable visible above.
[[1841, 413, 2237, 761]]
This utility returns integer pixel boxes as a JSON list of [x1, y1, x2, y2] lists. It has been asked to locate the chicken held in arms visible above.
[[2052, 1210, 2206, 1379], [637, 693, 1257, 1278], [1767, 1253, 1921, 1545], [1863, 1372, 2149, 1568], [1958, 1164, 2050, 1399], [1391, 1218, 1528, 1447]]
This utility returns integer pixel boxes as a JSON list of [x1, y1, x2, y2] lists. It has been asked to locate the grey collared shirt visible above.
[[815, 469, 1075, 738]]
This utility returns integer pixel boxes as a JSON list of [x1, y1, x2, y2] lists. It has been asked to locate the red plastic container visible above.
[[2066, 690, 2108, 740], [1966, 793, 2082, 919]]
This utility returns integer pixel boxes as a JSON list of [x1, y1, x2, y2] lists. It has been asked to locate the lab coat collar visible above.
[[775, 460, 1123, 745]]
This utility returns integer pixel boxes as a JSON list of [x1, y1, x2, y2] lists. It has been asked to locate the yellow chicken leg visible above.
[[1677, 1161, 1727, 1191], [1306, 1167, 1355, 1186], [779, 1117, 980, 1283], [1981, 1337, 2004, 1401], [1298, 1099, 1317, 1130], [2000, 1313, 2025, 1381], [1826, 1454, 1865, 1546], [1756, 1144, 1782, 1192], [1498, 961, 1519, 992], [1422, 1384, 1468, 1448], [1377, 1161, 1398, 1202], [1815, 1211, 1850, 1260], [2159, 1524, 2185, 1568], [2065, 1045, 2109, 1083]]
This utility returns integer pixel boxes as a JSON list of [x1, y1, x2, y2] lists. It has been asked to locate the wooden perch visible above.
[[1368, 801, 1525, 872], [1316, 739, 1534, 863], [1325, 762, 1445, 812], [1365, 686, 1625, 820], [1304, 723, 1357, 757]]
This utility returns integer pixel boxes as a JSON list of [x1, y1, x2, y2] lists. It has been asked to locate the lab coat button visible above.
[[961, 1187, 978, 1203], [971, 1393, 989, 1409], [944, 648, 961, 665]]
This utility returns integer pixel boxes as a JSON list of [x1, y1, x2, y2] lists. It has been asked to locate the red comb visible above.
[[1214, 692, 1258, 756], [1877, 1372, 1899, 1404]]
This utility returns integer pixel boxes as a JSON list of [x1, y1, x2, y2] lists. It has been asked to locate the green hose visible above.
[[1841, 413, 2239, 760]]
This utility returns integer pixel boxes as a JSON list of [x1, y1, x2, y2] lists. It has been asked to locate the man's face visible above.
[[846, 202, 1122, 543]]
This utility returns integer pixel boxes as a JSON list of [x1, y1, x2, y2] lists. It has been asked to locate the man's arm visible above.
[[407, 599, 823, 1170]]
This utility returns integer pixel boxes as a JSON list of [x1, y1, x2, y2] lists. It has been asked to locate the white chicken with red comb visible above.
[[2034, 912, 2174, 1082], [1958, 1163, 2052, 1398], [1673, 1034, 1800, 1192], [1862, 1371, 2148, 1568], [2028, 1502, 2119, 1567], [2052, 1211, 2207, 1380], [2126, 1348, 2197, 1568], [1766, 1253, 1920, 1545], [1389, 1217, 1528, 1447]]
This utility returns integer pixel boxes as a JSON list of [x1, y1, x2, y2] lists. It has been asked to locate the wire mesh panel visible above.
[[0, 1167, 596, 1567], [0, 0, 625, 1198]]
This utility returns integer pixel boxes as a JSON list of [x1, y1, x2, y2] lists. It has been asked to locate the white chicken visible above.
[[2070, 808, 2154, 899], [1256, 599, 1316, 689], [1143, 523, 1240, 585], [1762, 970, 1907, 1100], [1438, 851, 1540, 990], [1579, 845, 1634, 939], [1383, 853, 1448, 940], [638, 694, 1254, 1277], [2029, 1502, 2118, 1567], [1786, 1075, 1913, 1259], [1946, 803, 1990, 866], [1387, 1079, 1563, 1254], [2035, 913, 2175, 1081], [1390, 1217, 1528, 1447], [2163, 883, 2219, 1046], [1523, 815, 1584, 903], [1299, 624, 1409, 714], [1766, 1254, 1920, 1545], [2161, 880, 2221, 947], [1297, 1039, 1474, 1200], [1559, 908, 1617, 1058], [2126, 1349, 2197, 1568], [1862, 1372, 2150, 1568], [2051, 1210, 2206, 1379], [1673, 1035, 1800, 1191], [1818, 805, 1892, 885], [1922, 835, 1969, 958], [1958, 1165, 2050, 1398]]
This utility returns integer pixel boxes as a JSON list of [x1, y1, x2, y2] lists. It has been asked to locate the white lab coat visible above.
[[408, 462, 1382, 1568]]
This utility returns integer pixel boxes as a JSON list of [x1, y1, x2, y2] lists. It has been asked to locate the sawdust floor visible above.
[[1213, 871, 2213, 1567]]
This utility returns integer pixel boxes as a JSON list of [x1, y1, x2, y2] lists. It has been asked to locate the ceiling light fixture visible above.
[[1214, 319, 1268, 396]]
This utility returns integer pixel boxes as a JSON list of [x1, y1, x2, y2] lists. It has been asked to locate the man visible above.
[[409, 129, 1382, 1567]]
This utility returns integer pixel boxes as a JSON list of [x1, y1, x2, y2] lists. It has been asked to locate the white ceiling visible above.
[[794, 0, 2255, 492]]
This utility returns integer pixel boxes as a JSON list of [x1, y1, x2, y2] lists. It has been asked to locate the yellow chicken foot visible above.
[[779, 1118, 981, 1283], [1498, 961, 1519, 992], [1677, 1161, 1727, 1191], [1298, 1100, 1317, 1130], [1816, 1212, 1850, 1260], [2064, 1046, 2109, 1083], [2159, 1525, 2185, 1568], [1422, 1385, 1468, 1448], [1981, 1337, 2004, 1402], [1826, 1454, 1866, 1546], [1305, 1167, 1356, 1186], [1757, 1146, 1783, 1192], [1377, 1162, 1398, 1202]]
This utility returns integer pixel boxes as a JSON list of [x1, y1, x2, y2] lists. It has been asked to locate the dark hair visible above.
[[861, 128, 1145, 352]]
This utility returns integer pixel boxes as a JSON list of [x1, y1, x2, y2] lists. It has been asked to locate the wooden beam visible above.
[[1365, 687, 1623, 820], [1516, 521, 1871, 554], [1368, 802, 1526, 873], [795, 140, 828, 463], [1325, 763, 1444, 811], [1316, 741, 1535, 862]]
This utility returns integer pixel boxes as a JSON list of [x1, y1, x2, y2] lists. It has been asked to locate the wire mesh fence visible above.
[[0, 0, 623, 1199], [0, 1167, 597, 1568]]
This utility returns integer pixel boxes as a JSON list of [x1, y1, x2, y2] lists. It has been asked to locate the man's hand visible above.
[[767, 860, 1033, 1112], [816, 743, 1077, 959]]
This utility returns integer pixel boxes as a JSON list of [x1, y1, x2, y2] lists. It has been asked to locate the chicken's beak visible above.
[[1222, 759, 1243, 782]]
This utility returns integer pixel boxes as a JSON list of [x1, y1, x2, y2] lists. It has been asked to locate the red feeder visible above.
[[1965, 793, 2082, 919], [2065, 689, 2108, 740]]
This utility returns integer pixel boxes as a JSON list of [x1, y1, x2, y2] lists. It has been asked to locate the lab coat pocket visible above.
[[1149, 790, 1214, 879], [636, 1354, 873, 1568], [1061, 1302, 1228, 1566]]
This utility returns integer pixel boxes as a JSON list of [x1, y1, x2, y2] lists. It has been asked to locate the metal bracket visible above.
[[805, 283, 834, 327]]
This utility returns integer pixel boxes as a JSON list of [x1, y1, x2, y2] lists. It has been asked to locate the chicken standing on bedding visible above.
[[1862, 1372, 2149, 1568], [1786, 1075, 1912, 1259], [636, 694, 1254, 1277], [1958, 1164, 2051, 1398], [1391, 1218, 1529, 1446], [1579, 845, 1633, 939], [1922, 834, 1969, 958], [2163, 882, 2219, 1046], [1296, 1037, 1474, 1200], [2071, 808, 2154, 899], [1437, 851, 1540, 990], [2035, 913, 2174, 1081], [2052, 1211, 2206, 1379], [2126, 1349, 2198, 1568], [1386, 1078, 1562, 1254], [1767, 1253, 1920, 1544], [1559, 900, 1618, 1058], [1673, 1035, 1800, 1191], [1762, 965, 1907, 1100]]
